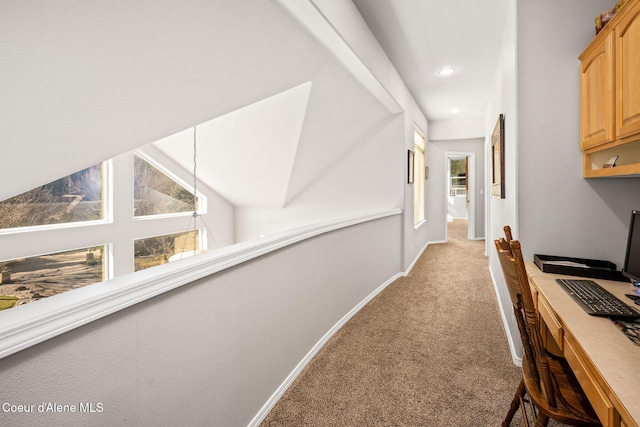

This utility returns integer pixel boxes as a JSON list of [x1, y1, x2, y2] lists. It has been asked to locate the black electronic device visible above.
[[626, 293, 640, 299], [622, 210, 640, 286]]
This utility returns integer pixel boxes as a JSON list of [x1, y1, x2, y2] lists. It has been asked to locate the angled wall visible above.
[[235, 116, 404, 241], [0, 0, 333, 202]]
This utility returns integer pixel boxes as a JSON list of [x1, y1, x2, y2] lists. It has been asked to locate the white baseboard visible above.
[[427, 239, 446, 245], [247, 272, 403, 427], [404, 241, 429, 275]]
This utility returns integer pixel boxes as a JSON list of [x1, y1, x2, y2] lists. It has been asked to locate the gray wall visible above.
[[0, 215, 402, 427], [517, 0, 640, 268], [487, 0, 640, 361]]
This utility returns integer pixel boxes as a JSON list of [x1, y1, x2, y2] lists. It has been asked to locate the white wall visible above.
[[0, 0, 335, 202], [1, 0, 429, 271], [235, 116, 404, 241], [485, 0, 520, 360], [0, 214, 402, 427], [428, 118, 485, 141], [308, 0, 430, 271], [404, 115, 431, 269], [448, 196, 469, 220], [0, 2, 426, 425]]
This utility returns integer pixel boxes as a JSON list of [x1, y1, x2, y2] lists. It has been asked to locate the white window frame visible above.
[[413, 127, 426, 226], [133, 151, 207, 220], [0, 150, 209, 306], [0, 161, 112, 236]]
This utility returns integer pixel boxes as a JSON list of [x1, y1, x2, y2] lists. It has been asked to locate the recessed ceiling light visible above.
[[439, 67, 455, 76], [451, 108, 459, 114]]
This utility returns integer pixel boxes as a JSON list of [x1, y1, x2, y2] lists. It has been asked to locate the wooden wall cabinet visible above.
[[580, 0, 640, 177], [580, 32, 615, 150], [616, 4, 640, 139]]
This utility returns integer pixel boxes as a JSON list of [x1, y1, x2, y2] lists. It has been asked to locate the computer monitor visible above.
[[622, 210, 640, 285]]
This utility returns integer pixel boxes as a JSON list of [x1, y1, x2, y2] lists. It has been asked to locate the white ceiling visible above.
[[352, 0, 511, 122], [153, 56, 392, 208], [0, 0, 332, 201], [1, 0, 397, 204]]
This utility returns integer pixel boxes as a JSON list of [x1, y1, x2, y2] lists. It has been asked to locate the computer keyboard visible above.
[[555, 278, 640, 319]]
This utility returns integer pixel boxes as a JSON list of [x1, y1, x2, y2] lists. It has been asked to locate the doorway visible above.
[[445, 151, 475, 241]]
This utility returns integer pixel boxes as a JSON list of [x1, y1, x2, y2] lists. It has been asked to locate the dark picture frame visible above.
[[407, 150, 415, 184], [491, 114, 505, 199]]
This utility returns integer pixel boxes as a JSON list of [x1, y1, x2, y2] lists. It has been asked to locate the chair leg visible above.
[[534, 413, 549, 427], [503, 378, 526, 427]]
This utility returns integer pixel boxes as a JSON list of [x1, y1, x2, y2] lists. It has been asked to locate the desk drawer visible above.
[[564, 336, 619, 427], [538, 295, 563, 352]]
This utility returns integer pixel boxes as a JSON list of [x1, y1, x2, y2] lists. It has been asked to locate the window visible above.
[[0, 150, 211, 312], [0, 163, 104, 230], [0, 163, 109, 311], [134, 230, 202, 271], [413, 128, 426, 225], [450, 158, 467, 197], [0, 245, 107, 310], [134, 155, 197, 217]]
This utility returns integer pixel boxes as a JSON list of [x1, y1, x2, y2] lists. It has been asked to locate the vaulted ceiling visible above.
[[153, 59, 392, 208], [1, 0, 508, 208], [0, 0, 399, 208]]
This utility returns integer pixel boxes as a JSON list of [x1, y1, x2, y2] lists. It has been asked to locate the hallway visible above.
[[261, 219, 523, 426]]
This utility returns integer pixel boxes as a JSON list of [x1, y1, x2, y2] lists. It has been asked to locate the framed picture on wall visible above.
[[491, 113, 505, 199], [407, 150, 415, 184]]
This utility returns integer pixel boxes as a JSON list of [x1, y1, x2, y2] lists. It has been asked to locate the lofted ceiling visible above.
[[0, 0, 396, 203], [352, 0, 511, 122], [152, 0, 513, 208], [153, 57, 392, 209], [1, 0, 510, 210]]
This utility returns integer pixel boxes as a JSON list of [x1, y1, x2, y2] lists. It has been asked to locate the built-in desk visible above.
[[525, 262, 640, 427]]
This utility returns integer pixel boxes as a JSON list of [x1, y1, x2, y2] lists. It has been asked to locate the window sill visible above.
[[414, 219, 426, 230], [0, 209, 402, 359]]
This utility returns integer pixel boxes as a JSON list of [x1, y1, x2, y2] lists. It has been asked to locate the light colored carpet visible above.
[[261, 219, 560, 426]]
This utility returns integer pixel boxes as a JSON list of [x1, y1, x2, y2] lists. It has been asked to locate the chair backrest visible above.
[[503, 225, 514, 244], [495, 238, 520, 309], [494, 238, 557, 409]]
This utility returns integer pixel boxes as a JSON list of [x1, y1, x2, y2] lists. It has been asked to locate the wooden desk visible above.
[[525, 262, 640, 427]]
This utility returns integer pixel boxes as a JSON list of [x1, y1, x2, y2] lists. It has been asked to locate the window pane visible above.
[[134, 156, 197, 216], [450, 159, 467, 197], [134, 230, 201, 271], [0, 164, 103, 229], [0, 246, 107, 310]]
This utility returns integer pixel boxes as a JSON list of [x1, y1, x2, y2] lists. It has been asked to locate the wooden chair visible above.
[[494, 235, 601, 427]]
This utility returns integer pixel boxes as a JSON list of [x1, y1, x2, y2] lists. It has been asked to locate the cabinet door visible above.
[[616, 4, 640, 140], [581, 32, 615, 150]]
